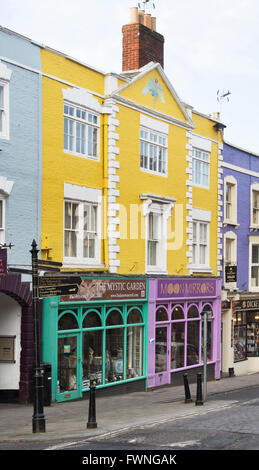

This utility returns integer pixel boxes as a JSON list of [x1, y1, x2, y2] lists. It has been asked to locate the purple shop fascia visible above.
[[147, 277, 222, 388]]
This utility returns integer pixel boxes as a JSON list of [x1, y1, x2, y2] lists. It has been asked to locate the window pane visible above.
[[188, 305, 199, 318], [58, 336, 77, 393], [172, 306, 184, 320], [127, 326, 143, 377], [187, 321, 200, 366], [58, 313, 78, 330], [252, 245, 259, 264], [82, 330, 103, 387], [106, 328, 124, 382], [234, 325, 247, 361], [106, 310, 123, 326], [156, 306, 168, 322], [0, 86, 4, 108], [171, 322, 185, 369], [82, 311, 102, 328], [0, 200, 3, 229], [155, 327, 167, 373], [148, 241, 157, 265], [251, 266, 259, 287], [127, 309, 143, 324]]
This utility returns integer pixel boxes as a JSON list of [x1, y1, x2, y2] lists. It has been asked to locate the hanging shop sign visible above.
[[61, 278, 147, 302], [157, 278, 217, 299], [225, 265, 237, 283], [0, 249, 7, 276]]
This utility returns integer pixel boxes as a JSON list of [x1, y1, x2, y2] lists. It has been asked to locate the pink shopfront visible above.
[[147, 277, 222, 388]]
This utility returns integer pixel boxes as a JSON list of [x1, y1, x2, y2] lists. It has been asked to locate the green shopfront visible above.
[[42, 277, 148, 402]]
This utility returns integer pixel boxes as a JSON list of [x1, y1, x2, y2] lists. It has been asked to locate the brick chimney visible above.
[[122, 7, 164, 71]]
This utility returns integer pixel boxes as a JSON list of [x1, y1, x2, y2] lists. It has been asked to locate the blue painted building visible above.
[[221, 141, 259, 378], [0, 27, 42, 403]]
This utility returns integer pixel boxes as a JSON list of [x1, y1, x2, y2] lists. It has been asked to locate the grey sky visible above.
[[1, 0, 259, 153]]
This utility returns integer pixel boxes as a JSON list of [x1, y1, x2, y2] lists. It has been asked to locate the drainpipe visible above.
[[103, 113, 109, 270]]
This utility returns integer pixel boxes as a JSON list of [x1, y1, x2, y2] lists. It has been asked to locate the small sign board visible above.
[[39, 276, 82, 287], [0, 336, 15, 362], [38, 284, 79, 298], [225, 265, 237, 283]]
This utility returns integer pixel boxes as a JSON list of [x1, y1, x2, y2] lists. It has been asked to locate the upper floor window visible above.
[[250, 183, 259, 229], [224, 231, 237, 287], [0, 198, 5, 245], [63, 183, 102, 267], [63, 103, 99, 159], [140, 127, 167, 176], [192, 148, 210, 188], [224, 175, 237, 225], [0, 62, 12, 140], [250, 237, 259, 290], [191, 208, 212, 273]]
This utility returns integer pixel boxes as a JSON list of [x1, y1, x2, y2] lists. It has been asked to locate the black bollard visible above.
[[183, 373, 192, 403], [87, 379, 97, 429], [195, 372, 203, 406]]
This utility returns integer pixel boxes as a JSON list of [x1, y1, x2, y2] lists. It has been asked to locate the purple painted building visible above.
[[148, 277, 222, 389], [221, 142, 259, 377]]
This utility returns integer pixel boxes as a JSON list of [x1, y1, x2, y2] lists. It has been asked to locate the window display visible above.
[[106, 328, 124, 382], [58, 336, 78, 393], [247, 312, 259, 357], [82, 330, 103, 387]]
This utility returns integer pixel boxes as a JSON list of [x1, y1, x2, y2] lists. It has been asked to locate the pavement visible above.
[[0, 372, 259, 444]]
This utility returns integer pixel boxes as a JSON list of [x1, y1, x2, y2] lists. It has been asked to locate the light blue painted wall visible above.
[[0, 28, 42, 266]]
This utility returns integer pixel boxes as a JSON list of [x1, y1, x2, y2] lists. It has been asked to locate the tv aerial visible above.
[[217, 89, 231, 113], [138, 1, 156, 12]]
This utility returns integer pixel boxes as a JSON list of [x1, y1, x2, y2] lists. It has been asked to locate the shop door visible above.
[[155, 325, 170, 386], [57, 334, 81, 401]]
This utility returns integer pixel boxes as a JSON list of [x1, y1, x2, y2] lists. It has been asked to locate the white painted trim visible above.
[[192, 135, 211, 152], [223, 231, 237, 288], [0, 176, 14, 196], [248, 235, 259, 291], [192, 208, 211, 222], [64, 183, 102, 203], [223, 175, 238, 226], [250, 182, 259, 229], [222, 162, 259, 178], [140, 114, 169, 135], [62, 88, 103, 113]]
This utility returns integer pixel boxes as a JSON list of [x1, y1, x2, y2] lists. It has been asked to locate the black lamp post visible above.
[[31, 240, 46, 433]]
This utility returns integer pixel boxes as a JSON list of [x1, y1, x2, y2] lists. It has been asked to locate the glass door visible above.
[[57, 334, 81, 401], [155, 325, 170, 386]]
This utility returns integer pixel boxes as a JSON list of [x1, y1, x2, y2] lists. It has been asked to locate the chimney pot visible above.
[[138, 9, 145, 24], [144, 13, 152, 29], [130, 7, 139, 24], [151, 17, 156, 31]]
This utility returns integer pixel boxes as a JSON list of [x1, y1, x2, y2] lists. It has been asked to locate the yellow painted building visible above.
[[39, 46, 223, 278]]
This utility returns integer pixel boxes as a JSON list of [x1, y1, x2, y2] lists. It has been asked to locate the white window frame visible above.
[[249, 235, 259, 291], [63, 101, 100, 160], [141, 194, 174, 274], [140, 126, 168, 176], [250, 182, 259, 229], [191, 208, 212, 273], [224, 175, 237, 225], [0, 62, 12, 141], [63, 184, 102, 267], [192, 148, 210, 189], [0, 197, 5, 245], [224, 231, 237, 287]]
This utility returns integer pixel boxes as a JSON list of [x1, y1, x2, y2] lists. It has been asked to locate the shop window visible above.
[[171, 322, 185, 369], [172, 305, 184, 320], [187, 321, 200, 366], [233, 311, 247, 362], [58, 313, 78, 330], [82, 330, 103, 387], [156, 306, 168, 322], [82, 310, 102, 328], [187, 305, 199, 319], [127, 326, 143, 378], [155, 327, 167, 373], [247, 312, 259, 357], [58, 336, 78, 393], [201, 305, 213, 361], [105, 328, 124, 382], [127, 308, 143, 324], [106, 309, 123, 326]]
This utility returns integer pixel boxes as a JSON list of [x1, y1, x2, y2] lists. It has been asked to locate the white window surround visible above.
[[224, 175, 238, 226], [62, 88, 104, 161], [250, 182, 259, 230], [223, 231, 237, 287], [0, 176, 14, 246], [192, 147, 210, 189], [190, 208, 212, 273], [0, 197, 5, 245], [140, 193, 175, 274], [0, 61, 12, 141], [63, 183, 102, 268], [140, 114, 168, 177], [249, 235, 259, 291]]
